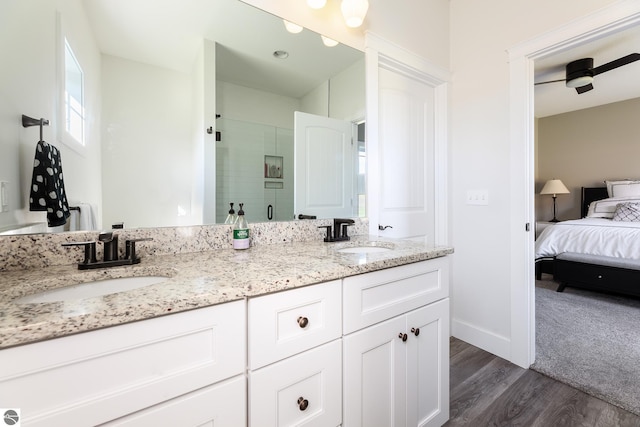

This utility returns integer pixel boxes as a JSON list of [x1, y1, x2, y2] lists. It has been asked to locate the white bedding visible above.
[[535, 218, 640, 260]]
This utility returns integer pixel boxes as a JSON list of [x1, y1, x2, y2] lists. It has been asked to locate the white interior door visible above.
[[294, 111, 355, 219], [376, 67, 435, 242]]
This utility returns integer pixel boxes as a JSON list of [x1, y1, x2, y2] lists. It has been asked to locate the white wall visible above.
[[217, 81, 300, 129], [0, 0, 102, 231], [101, 55, 195, 229], [449, 0, 619, 360]]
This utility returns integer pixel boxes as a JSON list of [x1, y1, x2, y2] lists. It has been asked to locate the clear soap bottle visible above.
[[224, 202, 237, 225], [233, 203, 250, 250]]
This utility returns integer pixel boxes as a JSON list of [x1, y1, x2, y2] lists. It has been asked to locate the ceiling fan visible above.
[[535, 53, 640, 94]]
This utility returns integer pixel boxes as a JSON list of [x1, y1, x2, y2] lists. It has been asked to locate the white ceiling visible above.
[[82, 0, 363, 99], [534, 24, 640, 118]]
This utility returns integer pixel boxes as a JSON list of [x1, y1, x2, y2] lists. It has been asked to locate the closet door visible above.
[[365, 34, 450, 244]]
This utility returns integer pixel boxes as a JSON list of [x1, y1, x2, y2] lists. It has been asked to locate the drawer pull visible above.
[[297, 316, 309, 328], [398, 332, 408, 342], [411, 327, 420, 336], [297, 397, 309, 411]]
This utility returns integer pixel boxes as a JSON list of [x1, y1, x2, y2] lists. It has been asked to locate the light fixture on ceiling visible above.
[[283, 20, 304, 34], [565, 57, 594, 88], [340, 0, 369, 28], [307, 0, 327, 9], [273, 50, 289, 59], [565, 75, 594, 88], [321, 35, 339, 47]]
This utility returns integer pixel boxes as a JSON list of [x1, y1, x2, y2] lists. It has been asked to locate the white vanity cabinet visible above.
[[247, 279, 343, 427], [342, 258, 450, 427], [0, 300, 246, 427]]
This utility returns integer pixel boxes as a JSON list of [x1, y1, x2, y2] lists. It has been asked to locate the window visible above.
[[63, 38, 85, 146]]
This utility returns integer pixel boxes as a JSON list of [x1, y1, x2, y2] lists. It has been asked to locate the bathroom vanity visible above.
[[0, 231, 452, 427]]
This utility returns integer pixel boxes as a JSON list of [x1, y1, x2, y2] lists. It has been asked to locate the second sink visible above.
[[16, 276, 169, 304]]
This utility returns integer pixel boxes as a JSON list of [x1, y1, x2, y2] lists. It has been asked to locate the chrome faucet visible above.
[[63, 232, 152, 270]]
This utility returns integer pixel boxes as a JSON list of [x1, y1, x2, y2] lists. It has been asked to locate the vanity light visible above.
[[340, 0, 369, 28], [321, 35, 339, 47], [307, 0, 327, 9], [273, 50, 289, 59], [283, 20, 304, 34]]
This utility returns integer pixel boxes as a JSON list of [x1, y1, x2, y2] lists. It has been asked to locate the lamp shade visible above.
[[540, 179, 570, 196]]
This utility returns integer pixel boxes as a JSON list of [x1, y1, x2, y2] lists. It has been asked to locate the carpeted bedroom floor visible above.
[[532, 276, 640, 416]]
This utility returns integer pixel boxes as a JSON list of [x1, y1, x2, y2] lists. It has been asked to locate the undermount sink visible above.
[[336, 246, 393, 254], [16, 276, 169, 304]]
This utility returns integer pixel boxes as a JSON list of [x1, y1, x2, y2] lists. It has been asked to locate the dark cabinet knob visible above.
[[398, 332, 408, 342], [297, 316, 309, 328], [297, 397, 309, 411], [411, 327, 420, 336]]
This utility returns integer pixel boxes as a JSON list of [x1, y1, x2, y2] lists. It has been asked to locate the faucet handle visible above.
[[317, 225, 332, 242], [340, 222, 354, 240], [125, 238, 153, 262], [62, 241, 97, 265]]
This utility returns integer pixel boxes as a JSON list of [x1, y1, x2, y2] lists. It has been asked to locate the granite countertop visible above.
[[0, 236, 453, 349]]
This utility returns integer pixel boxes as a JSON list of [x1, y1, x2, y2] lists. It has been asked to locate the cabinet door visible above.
[[104, 375, 246, 426], [249, 339, 342, 427], [343, 316, 407, 427], [405, 299, 449, 427]]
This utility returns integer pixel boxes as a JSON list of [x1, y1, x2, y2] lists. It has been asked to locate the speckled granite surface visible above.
[[0, 220, 453, 349]]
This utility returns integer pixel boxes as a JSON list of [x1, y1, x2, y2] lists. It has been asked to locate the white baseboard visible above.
[[451, 318, 511, 362]]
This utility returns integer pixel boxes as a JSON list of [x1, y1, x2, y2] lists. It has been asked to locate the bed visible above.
[[535, 185, 640, 297]]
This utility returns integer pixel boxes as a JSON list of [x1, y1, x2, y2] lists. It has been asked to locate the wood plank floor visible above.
[[444, 338, 640, 427]]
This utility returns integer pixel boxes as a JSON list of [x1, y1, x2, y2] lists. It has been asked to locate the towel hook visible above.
[[22, 114, 50, 142]]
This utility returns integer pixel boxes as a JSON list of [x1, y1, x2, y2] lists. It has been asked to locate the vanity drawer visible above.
[[0, 300, 245, 427], [248, 279, 341, 370], [343, 257, 449, 334], [249, 339, 342, 427], [104, 375, 246, 426]]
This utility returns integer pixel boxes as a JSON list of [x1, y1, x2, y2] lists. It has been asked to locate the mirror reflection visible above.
[[0, 0, 365, 236]]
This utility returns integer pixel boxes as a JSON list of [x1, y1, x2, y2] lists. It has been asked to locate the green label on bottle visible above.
[[234, 229, 249, 239]]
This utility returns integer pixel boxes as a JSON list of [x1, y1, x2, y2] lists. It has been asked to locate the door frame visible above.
[[508, 1, 640, 368]]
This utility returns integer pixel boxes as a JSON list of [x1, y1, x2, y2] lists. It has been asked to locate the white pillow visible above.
[[605, 180, 640, 198], [587, 197, 640, 218]]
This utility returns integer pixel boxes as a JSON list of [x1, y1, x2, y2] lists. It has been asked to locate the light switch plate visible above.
[[466, 189, 489, 205]]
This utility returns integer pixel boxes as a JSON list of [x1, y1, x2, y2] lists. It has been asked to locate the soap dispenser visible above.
[[233, 203, 250, 250], [224, 202, 237, 225]]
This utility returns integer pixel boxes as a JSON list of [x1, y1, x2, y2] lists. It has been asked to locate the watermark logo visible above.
[[1, 409, 20, 426]]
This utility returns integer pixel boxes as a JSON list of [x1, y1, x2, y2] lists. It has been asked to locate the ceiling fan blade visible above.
[[575, 83, 593, 94], [534, 78, 566, 86], [592, 53, 640, 76]]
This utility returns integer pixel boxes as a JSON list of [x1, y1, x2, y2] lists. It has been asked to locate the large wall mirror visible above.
[[0, 0, 365, 236]]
